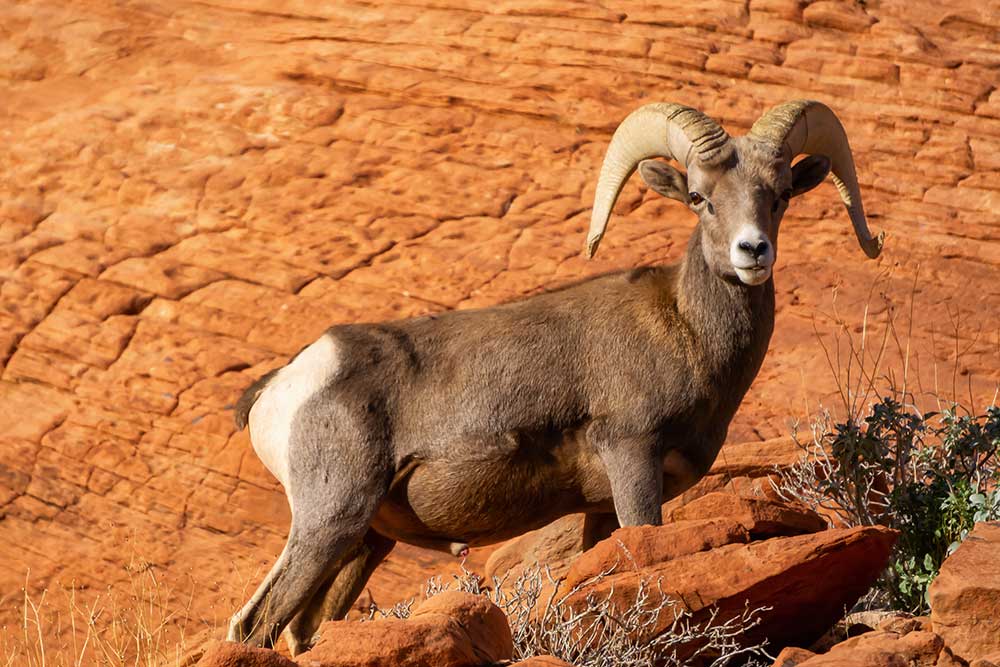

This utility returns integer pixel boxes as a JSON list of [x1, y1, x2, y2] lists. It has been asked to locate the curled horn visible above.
[[586, 103, 732, 258], [749, 100, 884, 259]]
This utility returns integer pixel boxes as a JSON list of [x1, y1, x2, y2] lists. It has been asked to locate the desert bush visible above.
[[774, 271, 1000, 612], [371, 563, 771, 667], [777, 399, 1000, 611]]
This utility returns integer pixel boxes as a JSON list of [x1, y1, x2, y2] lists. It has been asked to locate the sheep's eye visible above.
[[688, 192, 704, 205]]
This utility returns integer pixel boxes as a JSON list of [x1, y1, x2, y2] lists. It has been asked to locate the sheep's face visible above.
[[639, 139, 831, 287]]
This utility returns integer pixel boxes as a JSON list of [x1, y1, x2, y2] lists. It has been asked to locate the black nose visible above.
[[738, 240, 770, 258]]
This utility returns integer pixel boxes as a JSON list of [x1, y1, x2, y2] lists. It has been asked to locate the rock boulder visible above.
[[485, 515, 586, 584], [487, 491, 825, 585], [510, 657, 575, 667], [195, 642, 297, 667], [928, 521, 1000, 662], [562, 518, 749, 591], [297, 591, 512, 667], [566, 525, 897, 657], [769, 628, 962, 667], [666, 492, 827, 539]]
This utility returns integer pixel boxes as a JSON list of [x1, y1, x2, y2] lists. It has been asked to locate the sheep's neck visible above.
[[676, 224, 775, 392]]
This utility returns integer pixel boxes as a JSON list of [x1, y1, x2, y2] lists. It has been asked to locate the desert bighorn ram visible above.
[[228, 99, 883, 653]]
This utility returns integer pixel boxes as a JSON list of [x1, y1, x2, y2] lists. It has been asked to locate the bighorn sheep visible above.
[[227, 99, 882, 653]]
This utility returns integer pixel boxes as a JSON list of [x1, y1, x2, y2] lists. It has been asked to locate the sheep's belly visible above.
[[371, 445, 614, 551]]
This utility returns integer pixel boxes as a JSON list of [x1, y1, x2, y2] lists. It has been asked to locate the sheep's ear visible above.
[[790, 155, 832, 197], [639, 159, 689, 204]]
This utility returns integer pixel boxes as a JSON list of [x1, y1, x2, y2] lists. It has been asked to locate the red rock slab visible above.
[[561, 518, 750, 592], [510, 657, 575, 667], [775, 629, 963, 667], [487, 491, 822, 587], [484, 514, 586, 583], [298, 591, 512, 667], [771, 646, 817, 667], [928, 521, 1000, 663], [195, 642, 297, 667], [566, 526, 898, 656], [667, 492, 827, 538]]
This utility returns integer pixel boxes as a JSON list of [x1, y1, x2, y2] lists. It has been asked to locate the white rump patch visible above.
[[248, 334, 341, 491]]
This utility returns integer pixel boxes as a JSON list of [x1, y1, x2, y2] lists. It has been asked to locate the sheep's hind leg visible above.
[[227, 517, 364, 648], [228, 459, 390, 648], [283, 529, 396, 656]]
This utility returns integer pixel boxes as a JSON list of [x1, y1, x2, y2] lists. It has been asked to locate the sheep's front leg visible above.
[[595, 437, 663, 527]]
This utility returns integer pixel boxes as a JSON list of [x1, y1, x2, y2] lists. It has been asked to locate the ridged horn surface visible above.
[[586, 103, 731, 258], [749, 99, 884, 259]]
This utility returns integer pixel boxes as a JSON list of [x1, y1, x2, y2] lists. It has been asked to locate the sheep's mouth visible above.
[[734, 265, 772, 286]]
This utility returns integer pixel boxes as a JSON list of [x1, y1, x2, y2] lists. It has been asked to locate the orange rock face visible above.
[[1, 0, 999, 650], [510, 658, 575, 667], [195, 642, 297, 667], [565, 525, 898, 655], [771, 628, 963, 667], [486, 489, 823, 586], [299, 591, 512, 667], [928, 521, 1000, 663], [485, 514, 587, 583], [666, 491, 827, 538], [561, 517, 752, 591]]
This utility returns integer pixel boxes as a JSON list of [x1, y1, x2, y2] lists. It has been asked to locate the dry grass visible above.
[[371, 561, 772, 667], [801, 266, 999, 427], [1, 566, 187, 667], [0, 549, 264, 667]]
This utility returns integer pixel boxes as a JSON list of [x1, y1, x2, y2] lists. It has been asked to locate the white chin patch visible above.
[[734, 265, 772, 286]]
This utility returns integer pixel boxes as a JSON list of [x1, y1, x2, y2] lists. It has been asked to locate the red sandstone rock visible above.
[[667, 492, 826, 538], [562, 518, 749, 591], [771, 646, 816, 667], [510, 657, 575, 667], [485, 514, 586, 583], [802, 1, 876, 32], [487, 477, 810, 583], [297, 591, 512, 667], [411, 591, 513, 664], [878, 614, 931, 634], [781, 629, 963, 667], [195, 642, 297, 667], [566, 526, 897, 656], [928, 521, 1000, 663]]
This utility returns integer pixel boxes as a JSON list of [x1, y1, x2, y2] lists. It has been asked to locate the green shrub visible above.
[[777, 399, 1000, 612]]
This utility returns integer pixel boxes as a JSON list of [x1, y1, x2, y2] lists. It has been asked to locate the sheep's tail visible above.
[[233, 367, 281, 430]]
